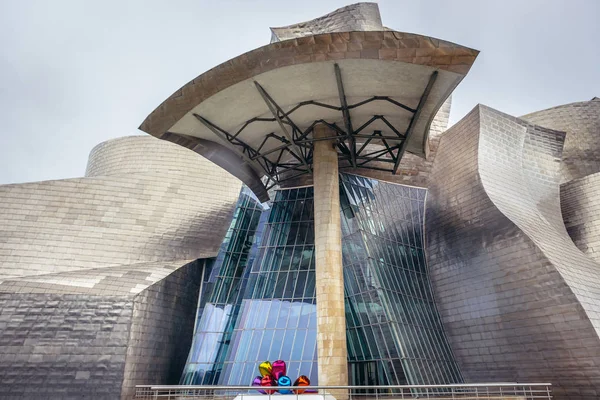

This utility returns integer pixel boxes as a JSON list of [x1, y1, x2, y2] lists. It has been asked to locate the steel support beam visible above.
[[193, 114, 277, 183], [192, 71, 441, 185], [393, 71, 438, 174], [254, 81, 312, 173], [334, 63, 356, 168]]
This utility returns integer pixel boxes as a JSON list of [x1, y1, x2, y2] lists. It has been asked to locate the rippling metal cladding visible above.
[[270, 3, 384, 43], [561, 172, 600, 263], [0, 136, 242, 399], [521, 97, 600, 184], [426, 104, 600, 399]]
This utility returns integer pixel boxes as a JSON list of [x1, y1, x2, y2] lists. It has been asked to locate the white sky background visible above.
[[0, 0, 598, 184]]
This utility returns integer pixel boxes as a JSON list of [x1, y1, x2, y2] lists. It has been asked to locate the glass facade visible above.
[[182, 175, 461, 386], [181, 187, 267, 385], [220, 187, 318, 385], [340, 174, 462, 385]]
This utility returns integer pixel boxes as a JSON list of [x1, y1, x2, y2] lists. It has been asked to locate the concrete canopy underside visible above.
[[140, 31, 477, 201]]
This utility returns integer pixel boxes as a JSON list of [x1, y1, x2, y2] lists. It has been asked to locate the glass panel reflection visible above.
[[340, 174, 462, 385], [181, 187, 267, 385], [182, 175, 462, 387]]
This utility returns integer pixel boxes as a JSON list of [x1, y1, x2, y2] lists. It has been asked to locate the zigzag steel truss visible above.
[[192, 64, 438, 190]]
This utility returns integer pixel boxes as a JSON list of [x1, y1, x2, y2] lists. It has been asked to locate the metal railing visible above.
[[135, 383, 552, 400]]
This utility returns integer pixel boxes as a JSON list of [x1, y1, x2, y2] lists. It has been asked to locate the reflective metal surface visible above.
[[426, 105, 600, 400], [270, 3, 383, 43], [0, 136, 242, 399], [521, 97, 600, 184], [561, 172, 600, 264]]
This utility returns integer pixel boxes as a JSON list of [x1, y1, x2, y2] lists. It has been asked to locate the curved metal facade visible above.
[[561, 172, 600, 264], [0, 136, 242, 399], [426, 105, 600, 400], [270, 3, 384, 43], [521, 98, 600, 184]]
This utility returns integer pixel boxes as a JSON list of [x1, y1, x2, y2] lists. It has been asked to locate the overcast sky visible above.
[[0, 0, 598, 185]]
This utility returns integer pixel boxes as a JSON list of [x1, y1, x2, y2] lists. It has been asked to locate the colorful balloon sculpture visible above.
[[259, 361, 273, 377], [252, 376, 267, 394], [293, 375, 310, 394], [272, 360, 286, 380], [251, 360, 310, 395], [277, 376, 292, 394], [260, 375, 277, 394]]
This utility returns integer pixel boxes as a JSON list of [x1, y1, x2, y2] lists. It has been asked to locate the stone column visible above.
[[312, 124, 348, 389]]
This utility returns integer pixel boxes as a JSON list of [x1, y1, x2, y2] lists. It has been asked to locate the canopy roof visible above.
[[140, 31, 478, 201]]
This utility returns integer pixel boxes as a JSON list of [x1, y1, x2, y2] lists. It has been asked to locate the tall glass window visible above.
[[340, 174, 462, 385], [182, 176, 462, 386], [181, 187, 267, 385], [219, 187, 318, 385]]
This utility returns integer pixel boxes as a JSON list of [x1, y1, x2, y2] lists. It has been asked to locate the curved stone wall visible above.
[[0, 136, 242, 399], [561, 172, 600, 263], [521, 97, 600, 183], [426, 105, 600, 400]]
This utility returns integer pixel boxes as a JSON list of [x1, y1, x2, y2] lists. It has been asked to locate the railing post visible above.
[[530, 385, 534, 399]]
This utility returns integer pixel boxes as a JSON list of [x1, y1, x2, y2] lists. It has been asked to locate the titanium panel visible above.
[[426, 105, 600, 400], [0, 136, 242, 399], [561, 172, 600, 263], [270, 3, 383, 43], [521, 97, 600, 184]]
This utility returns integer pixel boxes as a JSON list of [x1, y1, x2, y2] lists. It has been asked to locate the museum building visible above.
[[1, 3, 599, 400]]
